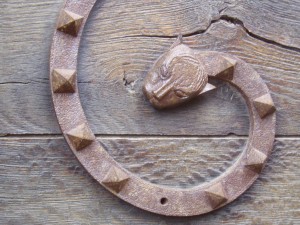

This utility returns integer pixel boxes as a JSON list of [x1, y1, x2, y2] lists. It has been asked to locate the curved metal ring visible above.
[[50, 0, 276, 216]]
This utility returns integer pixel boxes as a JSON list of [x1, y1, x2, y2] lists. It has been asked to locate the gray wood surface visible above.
[[1, 0, 300, 224], [1, 138, 299, 224], [1, 0, 300, 135]]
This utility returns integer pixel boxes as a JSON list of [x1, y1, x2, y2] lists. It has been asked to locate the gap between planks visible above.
[[0, 134, 299, 140]]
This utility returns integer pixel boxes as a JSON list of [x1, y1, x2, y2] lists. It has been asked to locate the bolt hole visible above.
[[160, 197, 168, 205]]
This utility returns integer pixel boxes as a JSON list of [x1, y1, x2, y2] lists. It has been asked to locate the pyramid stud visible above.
[[57, 9, 84, 36], [205, 183, 228, 209], [215, 56, 237, 80], [253, 93, 276, 118], [245, 148, 267, 174], [66, 123, 95, 151], [102, 166, 130, 193], [52, 69, 76, 93]]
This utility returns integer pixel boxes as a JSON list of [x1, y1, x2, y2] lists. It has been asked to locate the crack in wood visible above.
[[0, 134, 299, 140], [119, 16, 300, 53]]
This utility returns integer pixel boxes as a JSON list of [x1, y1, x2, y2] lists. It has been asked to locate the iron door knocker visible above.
[[50, 1, 276, 216]]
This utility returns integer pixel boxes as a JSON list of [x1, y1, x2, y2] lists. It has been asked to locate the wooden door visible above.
[[1, 0, 299, 224]]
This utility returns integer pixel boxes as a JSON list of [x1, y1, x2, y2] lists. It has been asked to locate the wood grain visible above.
[[100, 137, 245, 188], [1, 0, 300, 223], [222, 0, 300, 49], [1, 137, 299, 224], [78, 20, 300, 136], [1, 0, 300, 135]]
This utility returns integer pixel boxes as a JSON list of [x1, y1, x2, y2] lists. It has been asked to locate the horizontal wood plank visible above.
[[78, 19, 300, 136], [1, 1, 300, 135], [1, 137, 299, 224], [223, 0, 300, 48], [1, 0, 300, 224]]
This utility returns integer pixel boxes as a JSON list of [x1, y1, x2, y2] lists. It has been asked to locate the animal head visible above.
[[143, 37, 208, 109]]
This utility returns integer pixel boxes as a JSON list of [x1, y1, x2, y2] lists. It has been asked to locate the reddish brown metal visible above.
[[205, 182, 228, 209], [50, 0, 276, 217], [143, 42, 209, 109], [66, 123, 95, 151], [52, 69, 77, 93], [57, 9, 84, 37], [143, 39, 239, 109], [253, 94, 276, 118], [102, 166, 131, 194]]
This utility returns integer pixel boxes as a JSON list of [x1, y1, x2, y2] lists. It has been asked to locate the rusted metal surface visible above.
[[143, 38, 238, 109], [143, 40, 210, 109], [50, 0, 276, 216]]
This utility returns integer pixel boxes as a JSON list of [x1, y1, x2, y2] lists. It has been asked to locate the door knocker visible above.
[[50, 0, 276, 216]]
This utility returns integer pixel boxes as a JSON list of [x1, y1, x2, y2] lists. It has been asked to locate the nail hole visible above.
[[160, 197, 168, 205]]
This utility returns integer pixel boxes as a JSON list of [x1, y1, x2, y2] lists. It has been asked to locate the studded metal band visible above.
[[50, 0, 276, 216]]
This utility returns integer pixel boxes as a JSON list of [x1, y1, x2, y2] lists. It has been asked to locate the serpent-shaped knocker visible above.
[[50, 1, 276, 216], [144, 36, 231, 109]]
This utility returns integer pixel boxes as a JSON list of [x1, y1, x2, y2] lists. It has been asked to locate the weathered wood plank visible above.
[[0, 0, 225, 84], [100, 136, 245, 187], [78, 20, 300, 136], [1, 24, 299, 135], [1, 0, 299, 224], [1, 1, 300, 136], [222, 0, 300, 48], [1, 137, 299, 224]]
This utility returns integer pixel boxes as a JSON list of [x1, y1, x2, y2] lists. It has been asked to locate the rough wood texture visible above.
[[1, 138, 299, 224], [222, 1, 300, 49], [1, 0, 300, 223], [101, 137, 245, 188], [0, 0, 299, 135]]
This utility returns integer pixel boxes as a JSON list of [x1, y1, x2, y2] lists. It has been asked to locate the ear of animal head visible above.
[[170, 35, 183, 49]]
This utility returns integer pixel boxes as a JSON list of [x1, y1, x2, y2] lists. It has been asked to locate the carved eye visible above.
[[174, 89, 189, 99], [159, 64, 171, 79]]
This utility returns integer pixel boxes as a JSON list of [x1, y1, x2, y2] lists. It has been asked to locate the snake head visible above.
[[143, 37, 208, 109]]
